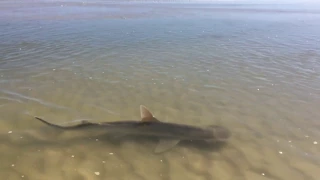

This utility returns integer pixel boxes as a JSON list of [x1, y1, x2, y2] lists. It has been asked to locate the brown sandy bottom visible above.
[[0, 123, 318, 180], [0, 72, 318, 180]]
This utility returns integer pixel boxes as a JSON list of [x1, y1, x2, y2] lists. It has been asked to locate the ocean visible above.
[[0, 0, 319, 179]]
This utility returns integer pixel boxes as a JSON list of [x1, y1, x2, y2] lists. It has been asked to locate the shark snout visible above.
[[208, 125, 231, 141]]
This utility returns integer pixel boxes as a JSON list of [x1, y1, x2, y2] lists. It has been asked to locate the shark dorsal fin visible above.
[[140, 105, 159, 122]]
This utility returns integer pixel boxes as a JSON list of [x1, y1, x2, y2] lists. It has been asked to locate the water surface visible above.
[[0, 0, 319, 180]]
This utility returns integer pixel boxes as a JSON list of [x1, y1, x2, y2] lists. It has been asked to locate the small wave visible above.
[[203, 84, 224, 90], [0, 79, 23, 84], [0, 90, 71, 110], [0, 96, 23, 103], [88, 104, 120, 116]]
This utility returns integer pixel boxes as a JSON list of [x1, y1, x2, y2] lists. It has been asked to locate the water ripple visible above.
[[0, 2, 319, 179], [0, 90, 71, 110]]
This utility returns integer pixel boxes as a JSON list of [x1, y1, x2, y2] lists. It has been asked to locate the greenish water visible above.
[[0, 1, 319, 180]]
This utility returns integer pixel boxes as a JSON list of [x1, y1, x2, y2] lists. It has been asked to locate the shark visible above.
[[34, 105, 231, 153]]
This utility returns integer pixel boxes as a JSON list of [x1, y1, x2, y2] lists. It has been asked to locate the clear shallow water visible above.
[[0, 0, 320, 180]]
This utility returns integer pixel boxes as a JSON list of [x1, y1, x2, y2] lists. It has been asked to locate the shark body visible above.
[[34, 105, 231, 153]]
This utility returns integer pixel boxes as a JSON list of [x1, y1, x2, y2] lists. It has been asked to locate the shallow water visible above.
[[0, 0, 320, 180]]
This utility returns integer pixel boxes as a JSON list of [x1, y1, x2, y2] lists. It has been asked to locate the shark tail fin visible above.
[[34, 117, 95, 130]]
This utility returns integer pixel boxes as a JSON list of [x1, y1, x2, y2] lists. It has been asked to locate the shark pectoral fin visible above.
[[154, 139, 180, 153], [140, 105, 159, 122]]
